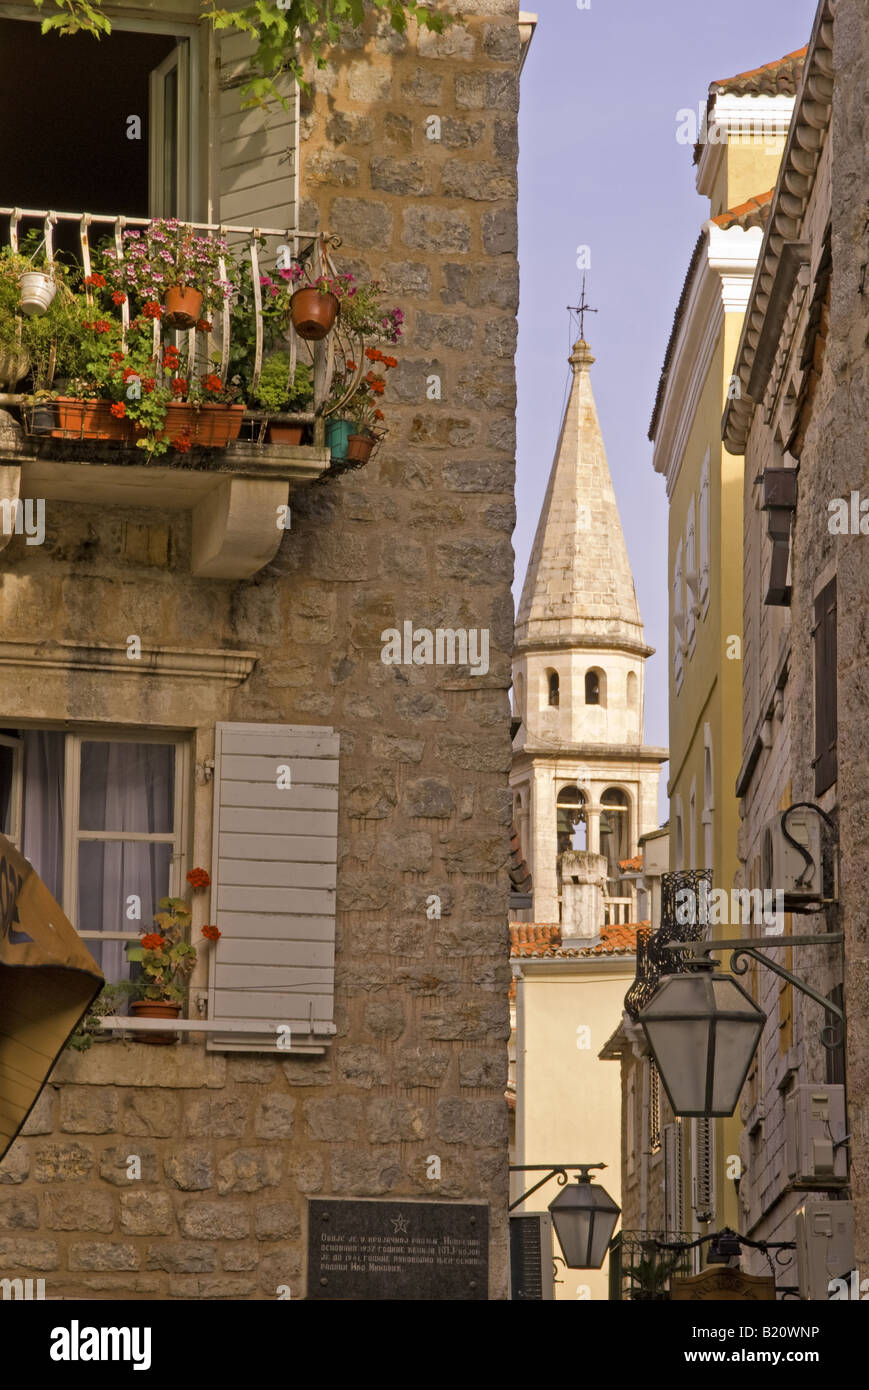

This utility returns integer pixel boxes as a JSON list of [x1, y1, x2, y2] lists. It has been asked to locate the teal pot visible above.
[[325, 417, 354, 461]]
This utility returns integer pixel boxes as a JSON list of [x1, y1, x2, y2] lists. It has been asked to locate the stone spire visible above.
[[515, 339, 645, 650]]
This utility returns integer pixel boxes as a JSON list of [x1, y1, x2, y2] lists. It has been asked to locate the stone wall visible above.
[[829, 0, 869, 1276], [0, 3, 521, 1300]]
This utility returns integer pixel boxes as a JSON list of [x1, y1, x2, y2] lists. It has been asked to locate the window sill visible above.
[[97, 1016, 334, 1054]]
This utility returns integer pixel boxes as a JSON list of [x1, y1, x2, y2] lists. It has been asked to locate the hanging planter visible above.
[[53, 398, 132, 442], [129, 999, 181, 1046], [19, 270, 57, 317], [290, 287, 339, 341], [163, 285, 204, 331]]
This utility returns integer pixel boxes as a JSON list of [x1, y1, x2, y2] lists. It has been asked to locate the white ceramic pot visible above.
[[19, 271, 57, 317]]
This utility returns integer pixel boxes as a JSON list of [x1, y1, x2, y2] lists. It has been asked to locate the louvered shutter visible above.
[[664, 1121, 684, 1237], [691, 1118, 714, 1220], [813, 579, 837, 795], [217, 34, 299, 231], [208, 722, 338, 1051]]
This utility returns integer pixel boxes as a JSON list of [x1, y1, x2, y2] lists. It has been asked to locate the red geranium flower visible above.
[[203, 373, 223, 394], [110, 351, 124, 364], [365, 347, 383, 362], [141, 933, 166, 951], [374, 409, 384, 420], [187, 868, 211, 889], [94, 320, 112, 334], [196, 319, 213, 333], [122, 365, 138, 381], [382, 355, 398, 369], [172, 433, 192, 453], [345, 360, 357, 371], [143, 301, 163, 319], [110, 402, 126, 419], [84, 272, 106, 288], [142, 377, 156, 394], [111, 291, 127, 306], [201, 925, 221, 942], [171, 377, 188, 397]]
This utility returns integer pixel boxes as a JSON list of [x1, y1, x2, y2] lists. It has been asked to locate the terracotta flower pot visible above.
[[194, 403, 245, 447], [346, 433, 375, 464], [53, 398, 130, 441], [130, 999, 181, 1046], [163, 285, 203, 330], [290, 288, 339, 341], [267, 421, 304, 445]]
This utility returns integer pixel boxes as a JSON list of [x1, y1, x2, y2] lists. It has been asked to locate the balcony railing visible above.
[[608, 1230, 698, 1300], [603, 896, 634, 925], [0, 207, 367, 446], [623, 870, 713, 1019]]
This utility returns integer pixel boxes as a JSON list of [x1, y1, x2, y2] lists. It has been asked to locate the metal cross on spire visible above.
[[567, 275, 598, 340]]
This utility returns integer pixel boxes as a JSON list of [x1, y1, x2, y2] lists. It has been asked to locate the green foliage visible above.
[[31, 0, 453, 109], [67, 982, 136, 1052], [138, 896, 197, 1004], [253, 353, 312, 412], [0, 248, 87, 385]]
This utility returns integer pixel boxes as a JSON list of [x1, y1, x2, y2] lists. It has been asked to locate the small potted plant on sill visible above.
[[252, 353, 312, 444], [129, 867, 220, 1045], [97, 220, 236, 329]]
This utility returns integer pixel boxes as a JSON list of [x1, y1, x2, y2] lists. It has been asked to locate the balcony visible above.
[[0, 209, 373, 579], [608, 1230, 698, 1300], [623, 870, 713, 1019]]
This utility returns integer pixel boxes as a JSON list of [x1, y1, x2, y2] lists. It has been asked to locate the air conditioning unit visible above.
[[760, 806, 835, 904], [795, 1200, 854, 1299], [785, 1084, 848, 1186], [510, 1213, 554, 1300]]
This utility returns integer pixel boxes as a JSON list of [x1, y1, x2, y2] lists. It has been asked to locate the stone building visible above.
[[722, 0, 865, 1291], [0, 1, 533, 1301], [510, 336, 666, 931], [646, 42, 800, 1247]]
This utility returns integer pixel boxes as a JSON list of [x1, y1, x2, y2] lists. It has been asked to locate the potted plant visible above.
[[253, 353, 312, 443], [97, 220, 236, 329], [0, 248, 32, 388], [327, 347, 396, 465], [290, 272, 355, 341], [66, 983, 134, 1052], [128, 868, 219, 1044]]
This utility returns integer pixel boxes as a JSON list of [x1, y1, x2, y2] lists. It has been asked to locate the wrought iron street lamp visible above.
[[637, 961, 765, 1118], [509, 1163, 621, 1269]]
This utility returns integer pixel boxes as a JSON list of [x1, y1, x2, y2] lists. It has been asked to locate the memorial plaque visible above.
[[306, 1199, 488, 1300]]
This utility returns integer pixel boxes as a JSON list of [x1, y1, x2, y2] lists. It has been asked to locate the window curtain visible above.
[[21, 731, 65, 903], [77, 742, 174, 982]]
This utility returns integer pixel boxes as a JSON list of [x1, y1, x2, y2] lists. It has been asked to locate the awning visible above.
[[0, 834, 103, 1163]]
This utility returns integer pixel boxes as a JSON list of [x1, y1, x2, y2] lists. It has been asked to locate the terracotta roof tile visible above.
[[510, 923, 561, 956], [712, 47, 807, 96], [618, 854, 643, 872], [710, 189, 774, 230]]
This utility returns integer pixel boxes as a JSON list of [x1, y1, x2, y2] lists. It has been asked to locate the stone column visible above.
[[560, 851, 608, 940], [531, 766, 559, 922]]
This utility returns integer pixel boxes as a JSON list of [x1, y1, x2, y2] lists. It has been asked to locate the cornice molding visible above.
[[0, 641, 258, 684], [723, 0, 834, 454], [514, 635, 655, 659], [696, 93, 796, 196]]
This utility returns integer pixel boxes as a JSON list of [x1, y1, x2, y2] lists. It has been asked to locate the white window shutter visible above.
[[663, 1121, 684, 1237], [208, 722, 339, 1051], [217, 32, 299, 230]]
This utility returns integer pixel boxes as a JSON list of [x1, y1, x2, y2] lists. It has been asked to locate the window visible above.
[[699, 449, 710, 607], [584, 668, 606, 706], [0, 727, 187, 982], [600, 788, 630, 892], [673, 539, 684, 686], [556, 785, 586, 854], [649, 1061, 662, 1154], [813, 577, 837, 795], [688, 779, 697, 871], [685, 496, 697, 648], [702, 733, 714, 872], [547, 670, 560, 707], [674, 795, 684, 870], [626, 670, 638, 712]]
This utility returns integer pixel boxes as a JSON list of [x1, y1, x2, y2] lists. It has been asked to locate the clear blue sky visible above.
[[515, 0, 818, 820]]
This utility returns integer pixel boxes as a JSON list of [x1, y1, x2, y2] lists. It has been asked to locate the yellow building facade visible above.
[[648, 49, 803, 1237]]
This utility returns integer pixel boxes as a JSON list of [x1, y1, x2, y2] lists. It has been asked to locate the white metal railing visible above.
[[0, 207, 366, 435]]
